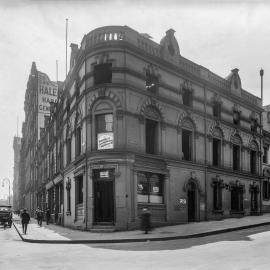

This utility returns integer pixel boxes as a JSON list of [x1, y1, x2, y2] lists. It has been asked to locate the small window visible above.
[[182, 129, 192, 161], [250, 150, 257, 174], [94, 63, 112, 85], [233, 144, 240, 170], [212, 181, 222, 211], [182, 89, 192, 107], [213, 103, 221, 118], [66, 137, 72, 164], [250, 119, 258, 133], [233, 111, 240, 126], [263, 147, 268, 164], [146, 71, 158, 92], [75, 175, 83, 204], [75, 126, 81, 156], [263, 180, 270, 200], [145, 119, 158, 154], [213, 138, 221, 167]]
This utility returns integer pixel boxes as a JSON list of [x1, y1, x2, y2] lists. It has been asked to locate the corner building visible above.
[[39, 26, 263, 231]]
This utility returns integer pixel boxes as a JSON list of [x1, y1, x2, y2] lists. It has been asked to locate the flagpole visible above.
[[66, 18, 68, 78]]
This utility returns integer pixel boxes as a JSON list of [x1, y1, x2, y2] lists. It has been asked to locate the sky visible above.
[[0, 0, 269, 199]]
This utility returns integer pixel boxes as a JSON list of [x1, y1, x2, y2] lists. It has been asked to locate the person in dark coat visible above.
[[35, 207, 43, 227], [21, 208, 30, 234], [46, 208, 51, 225]]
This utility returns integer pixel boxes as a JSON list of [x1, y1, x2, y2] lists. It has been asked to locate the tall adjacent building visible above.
[[13, 136, 21, 211], [22, 26, 263, 230], [20, 62, 59, 214]]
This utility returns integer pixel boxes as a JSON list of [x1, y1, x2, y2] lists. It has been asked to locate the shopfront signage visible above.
[[97, 132, 114, 150], [100, 171, 109, 178]]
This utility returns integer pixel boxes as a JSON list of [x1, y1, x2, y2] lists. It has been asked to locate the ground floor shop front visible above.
[[36, 155, 262, 231]]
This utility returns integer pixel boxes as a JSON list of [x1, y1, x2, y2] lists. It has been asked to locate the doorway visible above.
[[93, 169, 114, 224], [187, 182, 196, 222]]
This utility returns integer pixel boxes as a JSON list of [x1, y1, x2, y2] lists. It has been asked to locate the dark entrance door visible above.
[[94, 170, 114, 223], [188, 182, 196, 222]]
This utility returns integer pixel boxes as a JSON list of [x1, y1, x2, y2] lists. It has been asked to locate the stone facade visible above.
[[22, 26, 263, 230]]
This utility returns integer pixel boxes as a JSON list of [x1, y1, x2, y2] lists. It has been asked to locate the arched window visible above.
[[144, 106, 161, 155], [94, 101, 114, 150], [182, 118, 194, 161]]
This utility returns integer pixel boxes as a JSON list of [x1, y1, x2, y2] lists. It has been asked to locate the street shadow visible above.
[[87, 225, 270, 251]]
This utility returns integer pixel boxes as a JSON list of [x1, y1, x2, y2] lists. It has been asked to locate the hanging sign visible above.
[[97, 133, 114, 150]]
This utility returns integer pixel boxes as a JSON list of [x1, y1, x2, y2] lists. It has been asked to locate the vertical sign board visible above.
[[37, 72, 58, 139]]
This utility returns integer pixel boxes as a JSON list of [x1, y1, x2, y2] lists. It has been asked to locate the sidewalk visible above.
[[13, 214, 270, 244]]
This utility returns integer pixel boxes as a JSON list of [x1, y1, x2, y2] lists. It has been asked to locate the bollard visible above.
[[141, 208, 151, 234]]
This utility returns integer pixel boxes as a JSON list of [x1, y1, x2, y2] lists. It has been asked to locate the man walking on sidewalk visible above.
[[21, 208, 30, 234], [35, 207, 43, 227]]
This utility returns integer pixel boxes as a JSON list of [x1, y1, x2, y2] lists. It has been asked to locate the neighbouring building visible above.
[[22, 25, 264, 231], [13, 136, 21, 211], [20, 62, 61, 215], [262, 105, 270, 213]]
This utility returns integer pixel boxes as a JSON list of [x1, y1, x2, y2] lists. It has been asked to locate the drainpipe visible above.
[[203, 85, 208, 221], [260, 68, 264, 215]]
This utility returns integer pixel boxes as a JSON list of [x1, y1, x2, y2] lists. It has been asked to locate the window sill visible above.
[[212, 209, 224, 215], [230, 210, 244, 215]]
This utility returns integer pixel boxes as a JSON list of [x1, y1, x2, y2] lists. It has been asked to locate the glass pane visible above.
[[149, 174, 163, 203], [105, 114, 113, 132], [137, 173, 148, 195]]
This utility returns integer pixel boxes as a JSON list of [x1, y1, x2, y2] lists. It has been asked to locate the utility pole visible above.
[[260, 68, 264, 215]]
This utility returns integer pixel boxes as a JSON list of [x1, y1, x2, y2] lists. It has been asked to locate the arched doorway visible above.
[[187, 182, 196, 222]]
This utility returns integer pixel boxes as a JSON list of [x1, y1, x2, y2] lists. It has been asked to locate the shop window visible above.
[[231, 186, 244, 212], [233, 144, 240, 171], [213, 102, 221, 118], [263, 147, 268, 164], [94, 63, 112, 85], [96, 113, 113, 150], [75, 126, 82, 156], [213, 138, 221, 167], [145, 70, 158, 93], [182, 129, 192, 161], [250, 150, 257, 174], [182, 89, 192, 107], [233, 111, 240, 126], [263, 180, 270, 200], [137, 172, 164, 204], [75, 175, 83, 204], [145, 119, 158, 154], [212, 181, 222, 211]]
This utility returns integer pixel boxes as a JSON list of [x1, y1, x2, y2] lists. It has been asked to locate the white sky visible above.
[[0, 0, 269, 199]]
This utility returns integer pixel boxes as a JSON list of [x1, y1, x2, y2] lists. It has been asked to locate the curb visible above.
[[12, 221, 270, 244]]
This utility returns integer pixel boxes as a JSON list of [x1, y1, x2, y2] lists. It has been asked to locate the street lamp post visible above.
[[2, 178, 11, 205]]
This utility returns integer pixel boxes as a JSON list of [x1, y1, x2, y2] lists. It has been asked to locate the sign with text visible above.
[[97, 132, 114, 150], [38, 72, 58, 113], [100, 171, 109, 178]]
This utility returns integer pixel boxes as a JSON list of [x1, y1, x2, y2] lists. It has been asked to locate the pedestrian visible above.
[[46, 208, 51, 225], [35, 207, 43, 227], [21, 208, 30, 234]]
